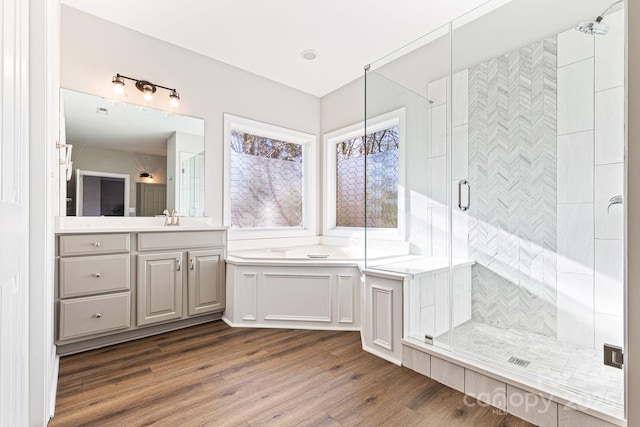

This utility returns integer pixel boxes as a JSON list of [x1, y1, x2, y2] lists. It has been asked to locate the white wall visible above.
[[60, 5, 321, 226]]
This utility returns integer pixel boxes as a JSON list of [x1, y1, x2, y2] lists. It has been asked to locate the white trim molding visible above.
[[323, 108, 406, 240], [223, 114, 317, 240]]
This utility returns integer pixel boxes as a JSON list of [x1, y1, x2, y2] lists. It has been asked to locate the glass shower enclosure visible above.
[[364, 0, 625, 419]]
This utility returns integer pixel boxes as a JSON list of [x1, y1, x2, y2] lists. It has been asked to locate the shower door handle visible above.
[[458, 180, 470, 211]]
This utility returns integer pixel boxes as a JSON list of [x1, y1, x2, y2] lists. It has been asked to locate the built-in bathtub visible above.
[[224, 245, 367, 331]]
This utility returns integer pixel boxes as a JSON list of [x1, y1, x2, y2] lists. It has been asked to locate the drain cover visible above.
[[508, 356, 531, 367]]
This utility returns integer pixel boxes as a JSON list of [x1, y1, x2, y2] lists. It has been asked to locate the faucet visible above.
[[607, 195, 623, 214], [171, 209, 180, 226], [162, 209, 180, 226]]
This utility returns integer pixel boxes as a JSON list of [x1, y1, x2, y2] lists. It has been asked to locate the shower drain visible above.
[[508, 356, 531, 367]]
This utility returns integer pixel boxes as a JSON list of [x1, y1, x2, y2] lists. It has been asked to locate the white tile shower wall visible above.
[[595, 312, 624, 350], [557, 203, 594, 275], [556, 18, 624, 351], [557, 272, 595, 348], [467, 37, 558, 337], [557, 58, 594, 135], [595, 86, 625, 165], [594, 239, 624, 316], [557, 25, 594, 67], [427, 71, 469, 261], [595, 163, 624, 239], [557, 131, 594, 204], [595, 10, 624, 91], [411, 267, 471, 342]]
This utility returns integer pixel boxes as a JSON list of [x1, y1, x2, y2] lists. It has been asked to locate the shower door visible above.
[[364, 23, 456, 352], [450, 0, 626, 415]]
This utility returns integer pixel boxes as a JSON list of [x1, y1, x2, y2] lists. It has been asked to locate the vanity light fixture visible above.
[[139, 172, 153, 180], [111, 73, 180, 107]]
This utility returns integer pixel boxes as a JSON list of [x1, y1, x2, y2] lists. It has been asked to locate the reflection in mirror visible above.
[[60, 89, 205, 217]]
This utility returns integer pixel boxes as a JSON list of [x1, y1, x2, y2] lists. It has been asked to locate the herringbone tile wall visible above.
[[467, 36, 558, 337]]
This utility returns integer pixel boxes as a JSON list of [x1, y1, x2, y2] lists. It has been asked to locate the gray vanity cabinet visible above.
[[55, 229, 226, 354], [137, 251, 184, 326], [187, 249, 225, 316]]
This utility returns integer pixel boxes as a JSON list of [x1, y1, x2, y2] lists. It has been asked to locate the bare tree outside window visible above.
[[336, 126, 399, 228], [230, 130, 303, 228]]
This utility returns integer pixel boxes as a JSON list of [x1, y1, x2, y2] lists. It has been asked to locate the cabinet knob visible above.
[[94, 242, 102, 247], [94, 313, 102, 319], [94, 273, 101, 278], [189, 258, 194, 270]]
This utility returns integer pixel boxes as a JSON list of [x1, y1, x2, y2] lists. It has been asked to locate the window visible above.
[[324, 109, 405, 238], [224, 114, 316, 239]]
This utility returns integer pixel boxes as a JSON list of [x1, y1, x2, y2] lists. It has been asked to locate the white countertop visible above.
[[363, 256, 475, 279], [55, 216, 227, 234]]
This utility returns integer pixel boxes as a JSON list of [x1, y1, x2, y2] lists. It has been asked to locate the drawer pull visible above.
[[94, 313, 102, 319], [94, 242, 102, 247], [190, 258, 194, 270], [94, 273, 101, 278], [176, 258, 181, 271]]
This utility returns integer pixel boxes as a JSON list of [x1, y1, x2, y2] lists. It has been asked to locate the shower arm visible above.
[[596, 0, 624, 22]]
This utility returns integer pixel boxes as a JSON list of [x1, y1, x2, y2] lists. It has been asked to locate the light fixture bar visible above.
[[111, 73, 180, 106]]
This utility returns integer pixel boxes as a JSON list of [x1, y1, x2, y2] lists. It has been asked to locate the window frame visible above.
[[323, 108, 406, 240], [223, 114, 317, 240]]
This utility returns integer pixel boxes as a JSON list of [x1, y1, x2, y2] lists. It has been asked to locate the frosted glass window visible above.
[[229, 130, 304, 228], [335, 126, 399, 228]]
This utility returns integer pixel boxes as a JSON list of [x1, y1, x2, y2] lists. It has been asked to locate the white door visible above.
[[0, 0, 30, 424]]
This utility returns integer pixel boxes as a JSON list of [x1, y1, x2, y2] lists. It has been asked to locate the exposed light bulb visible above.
[[144, 91, 153, 102], [169, 89, 180, 108], [112, 75, 125, 95]]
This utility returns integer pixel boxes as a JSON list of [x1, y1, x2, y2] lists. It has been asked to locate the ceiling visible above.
[[60, 0, 496, 97], [61, 0, 618, 97]]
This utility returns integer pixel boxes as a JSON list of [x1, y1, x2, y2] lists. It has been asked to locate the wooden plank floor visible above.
[[50, 321, 534, 426]]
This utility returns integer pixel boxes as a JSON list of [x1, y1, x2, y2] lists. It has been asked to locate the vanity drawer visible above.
[[59, 233, 130, 256], [59, 254, 131, 297], [138, 230, 225, 251], [59, 293, 131, 340]]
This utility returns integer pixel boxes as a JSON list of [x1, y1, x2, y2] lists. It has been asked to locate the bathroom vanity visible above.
[[55, 219, 226, 355]]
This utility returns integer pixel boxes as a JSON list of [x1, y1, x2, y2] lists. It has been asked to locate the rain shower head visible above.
[[575, 0, 623, 35], [576, 16, 610, 35]]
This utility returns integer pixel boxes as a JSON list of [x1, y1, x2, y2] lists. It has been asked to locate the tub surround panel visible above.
[[263, 274, 332, 322], [468, 36, 558, 337], [224, 258, 361, 332]]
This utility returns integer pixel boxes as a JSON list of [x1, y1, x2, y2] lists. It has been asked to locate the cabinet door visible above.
[[187, 249, 225, 316], [137, 252, 183, 326]]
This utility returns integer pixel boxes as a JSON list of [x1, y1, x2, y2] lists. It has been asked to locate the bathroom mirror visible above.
[[60, 89, 205, 217]]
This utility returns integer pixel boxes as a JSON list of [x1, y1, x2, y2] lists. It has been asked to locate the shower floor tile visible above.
[[447, 320, 624, 412]]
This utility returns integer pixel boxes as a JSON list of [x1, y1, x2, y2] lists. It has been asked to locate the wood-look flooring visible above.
[[50, 321, 533, 426]]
